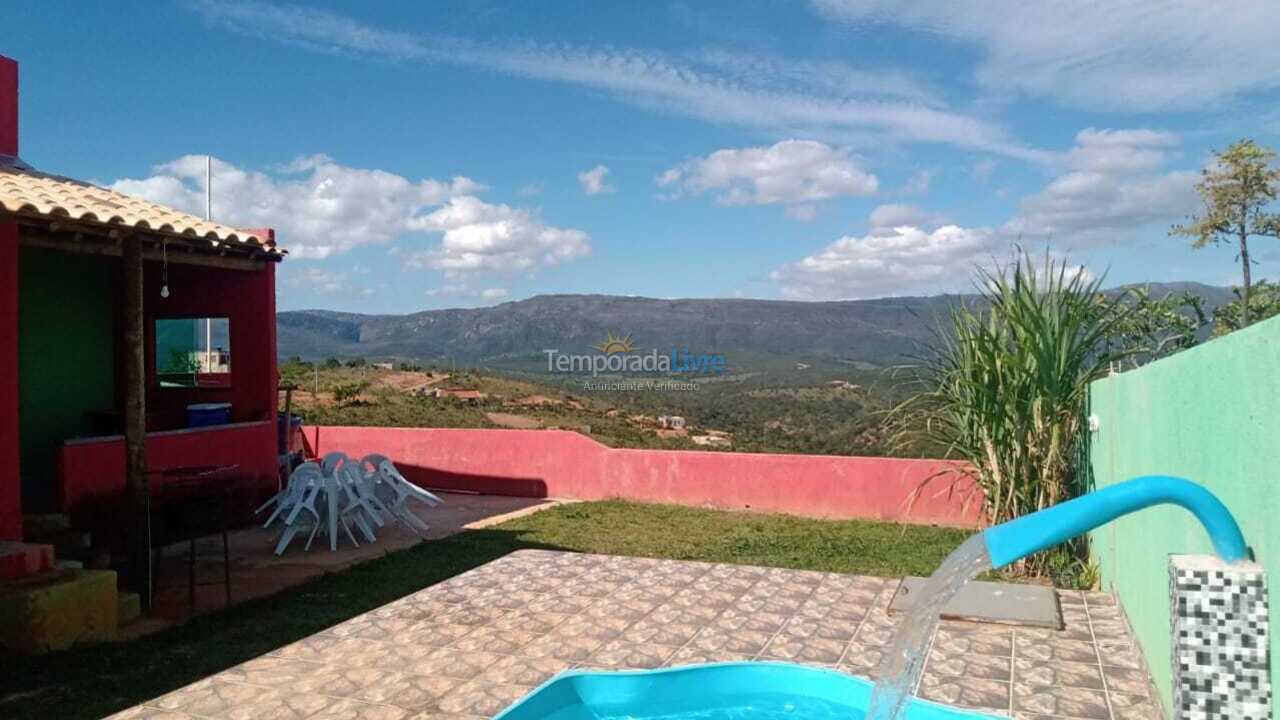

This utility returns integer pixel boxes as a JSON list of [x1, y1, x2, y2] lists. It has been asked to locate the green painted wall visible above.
[[1088, 314, 1280, 716], [18, 247, 116, 511]]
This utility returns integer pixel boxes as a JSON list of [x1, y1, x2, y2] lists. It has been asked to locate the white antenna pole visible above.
[[205, 155, 212, 221]]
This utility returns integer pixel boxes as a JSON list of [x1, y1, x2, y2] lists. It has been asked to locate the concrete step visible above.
[[0, 569, 118, 653], [0, 542, 55, 581]]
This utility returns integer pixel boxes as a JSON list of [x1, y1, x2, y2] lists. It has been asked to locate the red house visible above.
[[0, 55, 285, 549]]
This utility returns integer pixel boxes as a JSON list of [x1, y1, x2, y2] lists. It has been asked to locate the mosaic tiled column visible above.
[[1169, 554, 1271, 720]]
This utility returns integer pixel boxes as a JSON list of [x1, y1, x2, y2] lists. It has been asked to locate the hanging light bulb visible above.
[[160, 240, 171, 298]]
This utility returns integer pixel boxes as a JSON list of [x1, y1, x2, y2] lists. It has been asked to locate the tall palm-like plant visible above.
[[890, 252, 1131, 575]]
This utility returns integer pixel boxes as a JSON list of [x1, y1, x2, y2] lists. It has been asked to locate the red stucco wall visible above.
[[52, 260, 281, 514], [1, 56, 22, 539], [303, 426, 984, 527], [0, 55, 16, 157], [56, 421, 279, 515], [0, 226, 21, 540], [143, 261, 278, 429]]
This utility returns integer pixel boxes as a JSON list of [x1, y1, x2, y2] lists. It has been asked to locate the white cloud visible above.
[[401, 196, 591, 274], [867, 203, 947, 232], [773, 126, 1199, 299], [192, 1, 1047, 160], [1065, 128, 1179, 173], [110, 154, 590, 272], [657, 140, 878, 218], [110, 154, 483, 259], [903, 168, 936, 195], [773, 221, 999, 300], [517, 183, 543, 197], [1002, 128, 1197, 245], [811, 1, 1280, 111], [283, 266, 373, 297], [425, 284, 510, 302], [577, 165, 615, 195]]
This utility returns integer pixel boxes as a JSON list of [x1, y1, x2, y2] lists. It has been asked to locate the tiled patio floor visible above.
[[110, 550, 1163, 720], [130, 493, 557, 634]]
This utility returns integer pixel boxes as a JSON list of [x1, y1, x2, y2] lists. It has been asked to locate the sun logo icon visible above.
[[593, 331, 636, 354]]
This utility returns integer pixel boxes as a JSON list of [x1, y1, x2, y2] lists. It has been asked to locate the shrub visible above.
[[889, 252, 1133, 576], [332, 381, 368, 405]]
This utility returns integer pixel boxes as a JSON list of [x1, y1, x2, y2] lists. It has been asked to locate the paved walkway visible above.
[[131, 493, 557, 632], [111, 550, 1163, 719]]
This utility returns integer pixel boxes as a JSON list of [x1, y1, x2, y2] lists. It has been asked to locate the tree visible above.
[[1171, 139, 1280, 327], [1103, 288, 1207, 367], [1213, 281, 1280, 336]]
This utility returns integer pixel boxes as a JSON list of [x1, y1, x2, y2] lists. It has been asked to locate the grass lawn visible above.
[[0, 500, 972, 720]]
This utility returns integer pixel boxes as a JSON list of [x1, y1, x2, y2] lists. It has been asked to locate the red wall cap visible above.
[[241, 227, 276, 247], [0, 56, 17, 158]]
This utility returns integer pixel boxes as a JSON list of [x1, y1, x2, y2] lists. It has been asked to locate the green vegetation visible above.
[[330, 380, 368, 404], [1171, 138, 1280, 328], [1106, 287, 1208, 368], [279, 355, 898, 456], [888, 253, 1135, 577], [0, 501, 971, 720], [1212, 280, 1280, 335]]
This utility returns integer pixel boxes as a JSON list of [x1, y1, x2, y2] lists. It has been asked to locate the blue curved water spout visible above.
[[983, 475, 1248, 569]]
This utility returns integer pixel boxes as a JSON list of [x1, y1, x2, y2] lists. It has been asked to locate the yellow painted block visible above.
[[0, 569, 118, 653]]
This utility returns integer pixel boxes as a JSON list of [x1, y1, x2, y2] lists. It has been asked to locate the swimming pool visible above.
[[493, 662, 996, 720]]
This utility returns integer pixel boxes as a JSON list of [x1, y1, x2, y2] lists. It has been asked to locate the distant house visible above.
[[428, 388, 486, 405], [371, 362, 394, 370], [658, 415, 686, 430]]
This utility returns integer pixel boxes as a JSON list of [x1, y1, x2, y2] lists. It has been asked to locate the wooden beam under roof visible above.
[[16, 223, 271, 271]]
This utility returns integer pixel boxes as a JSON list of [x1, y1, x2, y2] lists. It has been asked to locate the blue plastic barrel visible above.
[[187, 402, 232, 428]]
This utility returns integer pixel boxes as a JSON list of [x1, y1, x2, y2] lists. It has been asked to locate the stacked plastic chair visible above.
[[256, 452, 443, 555]]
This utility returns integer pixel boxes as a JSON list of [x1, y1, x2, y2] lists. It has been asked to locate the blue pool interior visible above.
[[493, 663, 998, 720]]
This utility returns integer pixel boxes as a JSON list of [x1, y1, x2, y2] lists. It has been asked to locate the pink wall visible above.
[[56, 421, 279, 516], [303, 427, 983, 527]]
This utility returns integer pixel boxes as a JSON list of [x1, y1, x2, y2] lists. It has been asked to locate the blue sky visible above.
[[8, 1, 1280, 312]]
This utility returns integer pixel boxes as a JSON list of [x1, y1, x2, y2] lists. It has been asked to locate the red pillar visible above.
[[243, 229, 279, 419], [0, 56, 22, 539], [0, 55, 16, 158]]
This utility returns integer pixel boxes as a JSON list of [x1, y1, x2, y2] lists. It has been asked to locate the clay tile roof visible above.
[[0, 162, 281, 254]]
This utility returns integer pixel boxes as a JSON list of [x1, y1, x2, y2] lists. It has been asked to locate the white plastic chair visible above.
[[273, 464, 325, 554], [363, 454, 441, 536]]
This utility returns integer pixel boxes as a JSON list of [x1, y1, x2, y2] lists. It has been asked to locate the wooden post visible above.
[[122, 237, 151, 608], [279, 383, 296, 490]]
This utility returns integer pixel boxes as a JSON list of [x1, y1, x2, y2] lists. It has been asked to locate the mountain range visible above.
[[277, 283, 1233, 369]]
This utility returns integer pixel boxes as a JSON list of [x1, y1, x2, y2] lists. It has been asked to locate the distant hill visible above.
[[276, 283, 1234, 368]]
